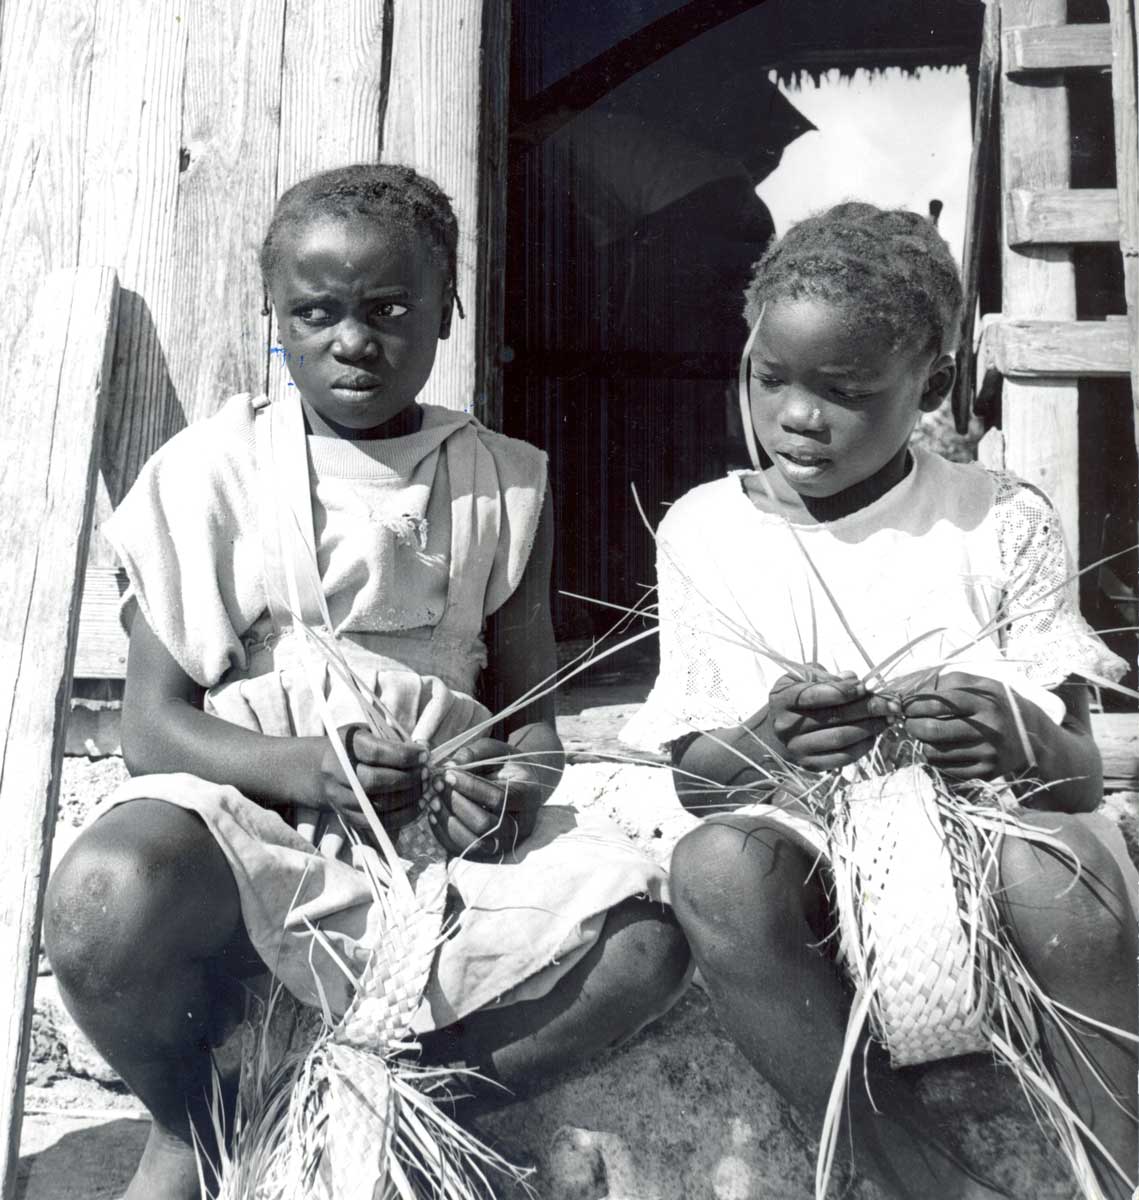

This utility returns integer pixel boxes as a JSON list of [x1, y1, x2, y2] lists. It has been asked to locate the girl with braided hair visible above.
[[44, 163, 689, 1200], [623, 202, 1137, 1198]]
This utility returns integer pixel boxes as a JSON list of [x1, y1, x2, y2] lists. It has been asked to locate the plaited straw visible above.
[[830, 766, 989, 1066]]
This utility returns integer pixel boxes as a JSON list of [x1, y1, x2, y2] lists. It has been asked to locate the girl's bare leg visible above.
[[669, 816, 1003, 1200], [420, 897, 691, 1096], [998, 812, 1138, 1200], [44, 800, 253, 1200]]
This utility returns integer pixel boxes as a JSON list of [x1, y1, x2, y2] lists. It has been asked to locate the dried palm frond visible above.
[[195, 498, 545, 1199], [197, 732, 533, 1199]]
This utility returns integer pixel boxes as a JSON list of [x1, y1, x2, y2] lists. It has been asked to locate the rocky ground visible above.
[[19, 677, 1138, 1199]]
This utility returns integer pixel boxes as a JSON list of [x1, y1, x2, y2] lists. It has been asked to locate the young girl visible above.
[[623, 203, 1138, 1199], [44, 164, 689, 1200]]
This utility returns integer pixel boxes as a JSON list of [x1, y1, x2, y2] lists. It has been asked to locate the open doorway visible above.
[[504, 0, 984, 644]]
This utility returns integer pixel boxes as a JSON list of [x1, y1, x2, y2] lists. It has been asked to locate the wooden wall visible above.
[[0, 0, 507, 575]]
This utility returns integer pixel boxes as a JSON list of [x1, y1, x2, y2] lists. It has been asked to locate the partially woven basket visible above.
[[828, 765, 991, 1067]]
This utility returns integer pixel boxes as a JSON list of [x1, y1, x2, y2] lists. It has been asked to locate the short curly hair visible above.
[[259, 163, 461, 305], [743, 202, 963, 356]]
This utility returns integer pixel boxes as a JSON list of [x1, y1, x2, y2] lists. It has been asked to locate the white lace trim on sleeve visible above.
[[992, 473, 1128, 688]]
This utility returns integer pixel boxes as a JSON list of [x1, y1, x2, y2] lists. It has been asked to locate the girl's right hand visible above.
[[757, 669, 899, 772], [297, 725, 428, 856]]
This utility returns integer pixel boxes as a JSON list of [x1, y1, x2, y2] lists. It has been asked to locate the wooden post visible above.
[[383, 0, 510, 425], [1108, 0, 1139, 464], [954, 0, 1000, 434], [0, 266, 118, 1195], [1000, 0, 1080, 569]]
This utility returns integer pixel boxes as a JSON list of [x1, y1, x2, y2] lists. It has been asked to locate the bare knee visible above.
[[597, 896, 691, 1007], [44, 800, 239, 1001], [671, 818, 820, 966], [999, 813, 1137, 989]]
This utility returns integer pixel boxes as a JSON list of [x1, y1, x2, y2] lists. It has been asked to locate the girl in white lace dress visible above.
[[43, 165, 689, 1200], [624, 203, 1137, 1199]]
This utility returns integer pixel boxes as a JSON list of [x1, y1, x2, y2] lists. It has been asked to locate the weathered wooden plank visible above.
[[1000, 0, 1080, 573], [985, 318, 1132, 375], [275, 0, 386, 194], [1092, 712, 1139, 789], [383, 0, 510, 420], [81, 0, 292, 559], [1006, 187, 1120, 244], [165, 0, 287, 423], [0, 0, 96, 388], [78, 2, 188, 563], [268, 0, 387, 403], [0, 266, 118, 1197], [73, 568, 129, 679], [1004, 22, 1113, 72], [1108, 0, 1139, 468], [976, 426, 1007, 470], [954, 0, 1000, 434]]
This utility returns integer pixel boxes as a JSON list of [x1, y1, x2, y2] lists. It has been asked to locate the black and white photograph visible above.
[[1, 2, 1137, 1197]]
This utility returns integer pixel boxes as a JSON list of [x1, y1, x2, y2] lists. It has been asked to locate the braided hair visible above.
[[260, 164, 463, 314], [743, 202, 963, 357]]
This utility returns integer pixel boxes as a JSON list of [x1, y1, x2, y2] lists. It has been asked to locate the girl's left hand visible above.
[[424, 737, 548, 860], [900, 671, 1031, 780]]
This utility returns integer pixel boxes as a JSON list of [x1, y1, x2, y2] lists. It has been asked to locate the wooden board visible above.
[[1108, 0, 1139, 466], [165, 0, 287, 425], [268, 0, 388, 405], [0, 266, 118, 1196], [275, 0, 386, 195], [1006, 187, 1120, 245], [1093, 713, 1139, 789], [983, 318, 1132, 376], [954, 0, 1001, 434], [1005, 22, 1112, 72], [73, 567, 129, 679], [78, 2, 188, 559], [1000, 0, 1080, 573], [383, 0, 509, 421], [0, 0, 96, 391], [80, 1, 295, 562]]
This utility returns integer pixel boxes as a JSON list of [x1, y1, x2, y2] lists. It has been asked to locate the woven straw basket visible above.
[[830, 766, 991, 1067]]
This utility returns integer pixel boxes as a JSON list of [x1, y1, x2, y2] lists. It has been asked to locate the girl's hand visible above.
[[424, 737, 548, 861], [900, 671, 1030, 781], [758, 669, 899, 772], [298, 724, 427, 857]]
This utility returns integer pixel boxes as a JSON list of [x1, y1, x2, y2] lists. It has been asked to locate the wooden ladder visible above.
[[956, 0, 1139, 788]]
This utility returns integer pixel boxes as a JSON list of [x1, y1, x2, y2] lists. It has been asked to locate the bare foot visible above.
[[123, 1124, 203, 1200]]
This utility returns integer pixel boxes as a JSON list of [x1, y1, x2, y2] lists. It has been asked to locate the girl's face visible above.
[[747, 296, 953, 518], [268, 214, 452, 436]]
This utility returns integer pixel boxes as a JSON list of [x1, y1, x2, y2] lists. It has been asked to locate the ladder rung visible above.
[[1006, 188, 1120, 245], [980, 319, 1131, 378], [1004, 24, 1112, 73]]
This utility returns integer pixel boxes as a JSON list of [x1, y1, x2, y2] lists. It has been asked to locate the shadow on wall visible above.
[[100, 288, 186, 511]]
